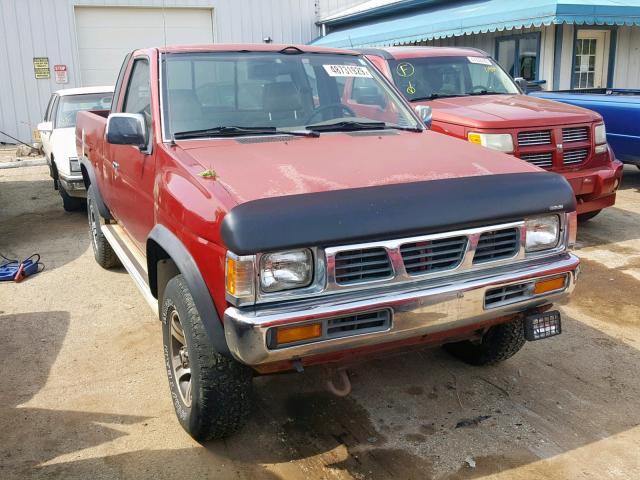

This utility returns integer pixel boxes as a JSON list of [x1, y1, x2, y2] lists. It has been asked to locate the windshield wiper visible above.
[[305, 120, 386, 132], [464, 90, 504, 96], [173, 126, 319, 139], [410, 93, 463, 101], [174, 126, 277, 139]]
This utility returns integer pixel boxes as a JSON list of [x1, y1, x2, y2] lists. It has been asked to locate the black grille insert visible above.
[[473, 228, 519, 264], [334, 247, 392, 285], [400, 236, 467, 275], [485, 282, 531, 307], [326, 310, 391, 338]]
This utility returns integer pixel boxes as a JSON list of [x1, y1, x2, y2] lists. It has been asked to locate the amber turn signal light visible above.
[[534, 276, 566, 295], [276, 323, 322, 345]]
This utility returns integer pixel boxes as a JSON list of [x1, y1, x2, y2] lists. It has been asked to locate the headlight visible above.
[[260, 249, 313, 293], [594, 123, 607, 145], [525, 215, 560, 252], [69, 157, 81, 172], [468, 132, 514, 153]]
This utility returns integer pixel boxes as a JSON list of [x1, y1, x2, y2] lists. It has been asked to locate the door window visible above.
[[496, 33, 540, 81], [123, 58, 152, 146]]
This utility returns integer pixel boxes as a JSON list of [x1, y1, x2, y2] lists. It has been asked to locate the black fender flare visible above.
[[79, 156, 112, 220], [148, 224, 230, 356]]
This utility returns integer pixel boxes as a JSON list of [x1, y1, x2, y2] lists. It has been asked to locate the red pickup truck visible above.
[[360, 47, 624, 221], [76, 44, 579, 440]]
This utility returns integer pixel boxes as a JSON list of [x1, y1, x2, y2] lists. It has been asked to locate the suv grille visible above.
[[400, 236, 467, 275], [334, 247, 392, 285], [485, 282, 531, 308], [563, 127, 589, 143], [520, 152, 553, 168], [564, 148, 589, 165], [473, 228, 519, 264], [518, 130, 551, 146]]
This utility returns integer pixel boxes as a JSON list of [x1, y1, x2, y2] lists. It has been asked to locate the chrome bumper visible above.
[[224, 253, 579, 366], [59, 173, 86, 197]]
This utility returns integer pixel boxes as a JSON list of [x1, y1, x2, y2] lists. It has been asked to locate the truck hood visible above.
[[178, 130, 540, 205], [416, 94, 599, 129]]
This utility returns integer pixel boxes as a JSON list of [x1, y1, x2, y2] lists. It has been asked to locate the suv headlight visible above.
[[525, 215, 560, 252], [260, 249, 313, 293], [594, 123, 607, 145], [467, 132, 514, 153]]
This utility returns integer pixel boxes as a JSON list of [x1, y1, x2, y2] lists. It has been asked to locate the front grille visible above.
[[563, 149, 589, 165], [334, 247, 392, 285], [520, 152, 553, 168], [473, 228, 519, 264], [518, 130, 551, 146], [326, 310, 391, 339], [485, 282, 531, 308], [563, 127, 589, 143], [400, 236, 467, 275]]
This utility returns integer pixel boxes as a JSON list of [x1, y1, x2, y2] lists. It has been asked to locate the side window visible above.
[[112, 52, 133, 113], [123, 59, 151, 116], [123, 58, 152, 148], [44, 95, 55, 121], [50, 96, 60, 128]]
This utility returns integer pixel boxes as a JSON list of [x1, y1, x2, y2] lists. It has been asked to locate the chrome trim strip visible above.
[[224, 253, 579, 365]]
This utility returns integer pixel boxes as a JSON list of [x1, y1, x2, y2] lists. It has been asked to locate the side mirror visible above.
[[106, 113, 147, 148], [37, 121, 53, 134], [415, 105, 432, 129], [353, 86, 386, 107], [514, 77, 528, 93]]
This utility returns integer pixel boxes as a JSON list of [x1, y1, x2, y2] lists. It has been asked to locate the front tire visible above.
[[87, 185, 119, 269], [161, 274, 253, 441], [60, 186, 84, 212], [444, 317, 526, 366], [578, 209, 602, 222]]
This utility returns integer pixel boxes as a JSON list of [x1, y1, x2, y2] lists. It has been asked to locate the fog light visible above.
[[275, 323, 322, 346], [533, 276, 566, 295], [525, 310, 562, 341], [595, 144, 607, 154]]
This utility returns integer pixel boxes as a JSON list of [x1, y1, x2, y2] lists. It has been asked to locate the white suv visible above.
[[38, 87, 113, 211]]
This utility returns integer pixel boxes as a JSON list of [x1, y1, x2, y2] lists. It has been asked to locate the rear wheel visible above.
[[444, 317, 526, 366], [578, 209, 602, 222], [87, 185, 119, 269], [161, 274, 253, 441]]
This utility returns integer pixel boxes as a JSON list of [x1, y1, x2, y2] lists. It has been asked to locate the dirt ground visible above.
[[1, 165, 639, 480]]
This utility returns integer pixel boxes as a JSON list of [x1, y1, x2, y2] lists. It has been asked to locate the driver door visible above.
[[107, 57, 156, 250]]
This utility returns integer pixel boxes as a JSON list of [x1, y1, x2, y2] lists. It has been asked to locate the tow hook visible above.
[[325, 367, 352, 397]]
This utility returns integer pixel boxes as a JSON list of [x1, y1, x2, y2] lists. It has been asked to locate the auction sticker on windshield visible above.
[[467, 57, 492, 65], [323, 64, 373, 78]]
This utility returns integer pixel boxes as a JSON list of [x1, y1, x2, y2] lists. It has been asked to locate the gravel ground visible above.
[[1, 165, 639, 480]]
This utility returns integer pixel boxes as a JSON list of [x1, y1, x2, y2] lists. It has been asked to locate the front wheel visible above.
[[578, 209, 602, 222], [161, 274, 253, 441], [60, 186, 84, 212], [443, 317, 526, 366]]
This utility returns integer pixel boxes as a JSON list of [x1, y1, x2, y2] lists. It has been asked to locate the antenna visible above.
[[162, 0, 175, 145], [162, 0, 168, 48]]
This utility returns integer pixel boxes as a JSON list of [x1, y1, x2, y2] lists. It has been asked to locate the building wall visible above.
[[613, 26, 640, 88], [0, 0, 321, 144], [318, 0, 371, 20]]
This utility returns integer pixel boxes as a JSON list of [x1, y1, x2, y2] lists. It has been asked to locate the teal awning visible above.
[[311, 0, 640, 47]]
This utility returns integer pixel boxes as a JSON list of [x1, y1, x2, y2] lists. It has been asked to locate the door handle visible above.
[[112, 161, 119, 170]]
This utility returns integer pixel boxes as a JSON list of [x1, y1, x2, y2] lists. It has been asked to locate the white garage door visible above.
[[75, 7, 214, 86]]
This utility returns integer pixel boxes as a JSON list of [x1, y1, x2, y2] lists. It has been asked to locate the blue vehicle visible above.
[[531, 89, 640, 168]]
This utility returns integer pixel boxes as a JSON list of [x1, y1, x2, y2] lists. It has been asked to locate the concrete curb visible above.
[[0, 158, 47, 169]]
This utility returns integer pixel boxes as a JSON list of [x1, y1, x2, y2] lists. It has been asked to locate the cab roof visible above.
[[55, 86, 114, 96], [154, 43, 359, 56], [359, 46, 489, 60]]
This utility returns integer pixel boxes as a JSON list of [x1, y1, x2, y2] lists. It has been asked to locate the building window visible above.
[[496, 33, 541, 81]]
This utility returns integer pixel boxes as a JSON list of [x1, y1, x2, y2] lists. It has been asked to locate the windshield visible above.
[[389, 56, 519, 101], [55, 93, 113, 128], [162, 51, 421, 138]]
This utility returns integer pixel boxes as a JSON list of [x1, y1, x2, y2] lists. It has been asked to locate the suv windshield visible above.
[[56, 93, 113, 128], [389, 56, 520, 101], [162, 51, 421, 139]]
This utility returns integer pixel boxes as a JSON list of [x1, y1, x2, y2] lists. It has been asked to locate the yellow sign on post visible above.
[[33, 57, 50, 79]]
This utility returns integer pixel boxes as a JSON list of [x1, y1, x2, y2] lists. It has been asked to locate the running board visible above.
[[102, 224, 158, 315]]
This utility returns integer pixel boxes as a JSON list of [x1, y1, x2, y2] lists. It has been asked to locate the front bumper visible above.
[[58, 173, 86, 197], [224, 253, 579, 367], [563, 158, 624, 214]]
